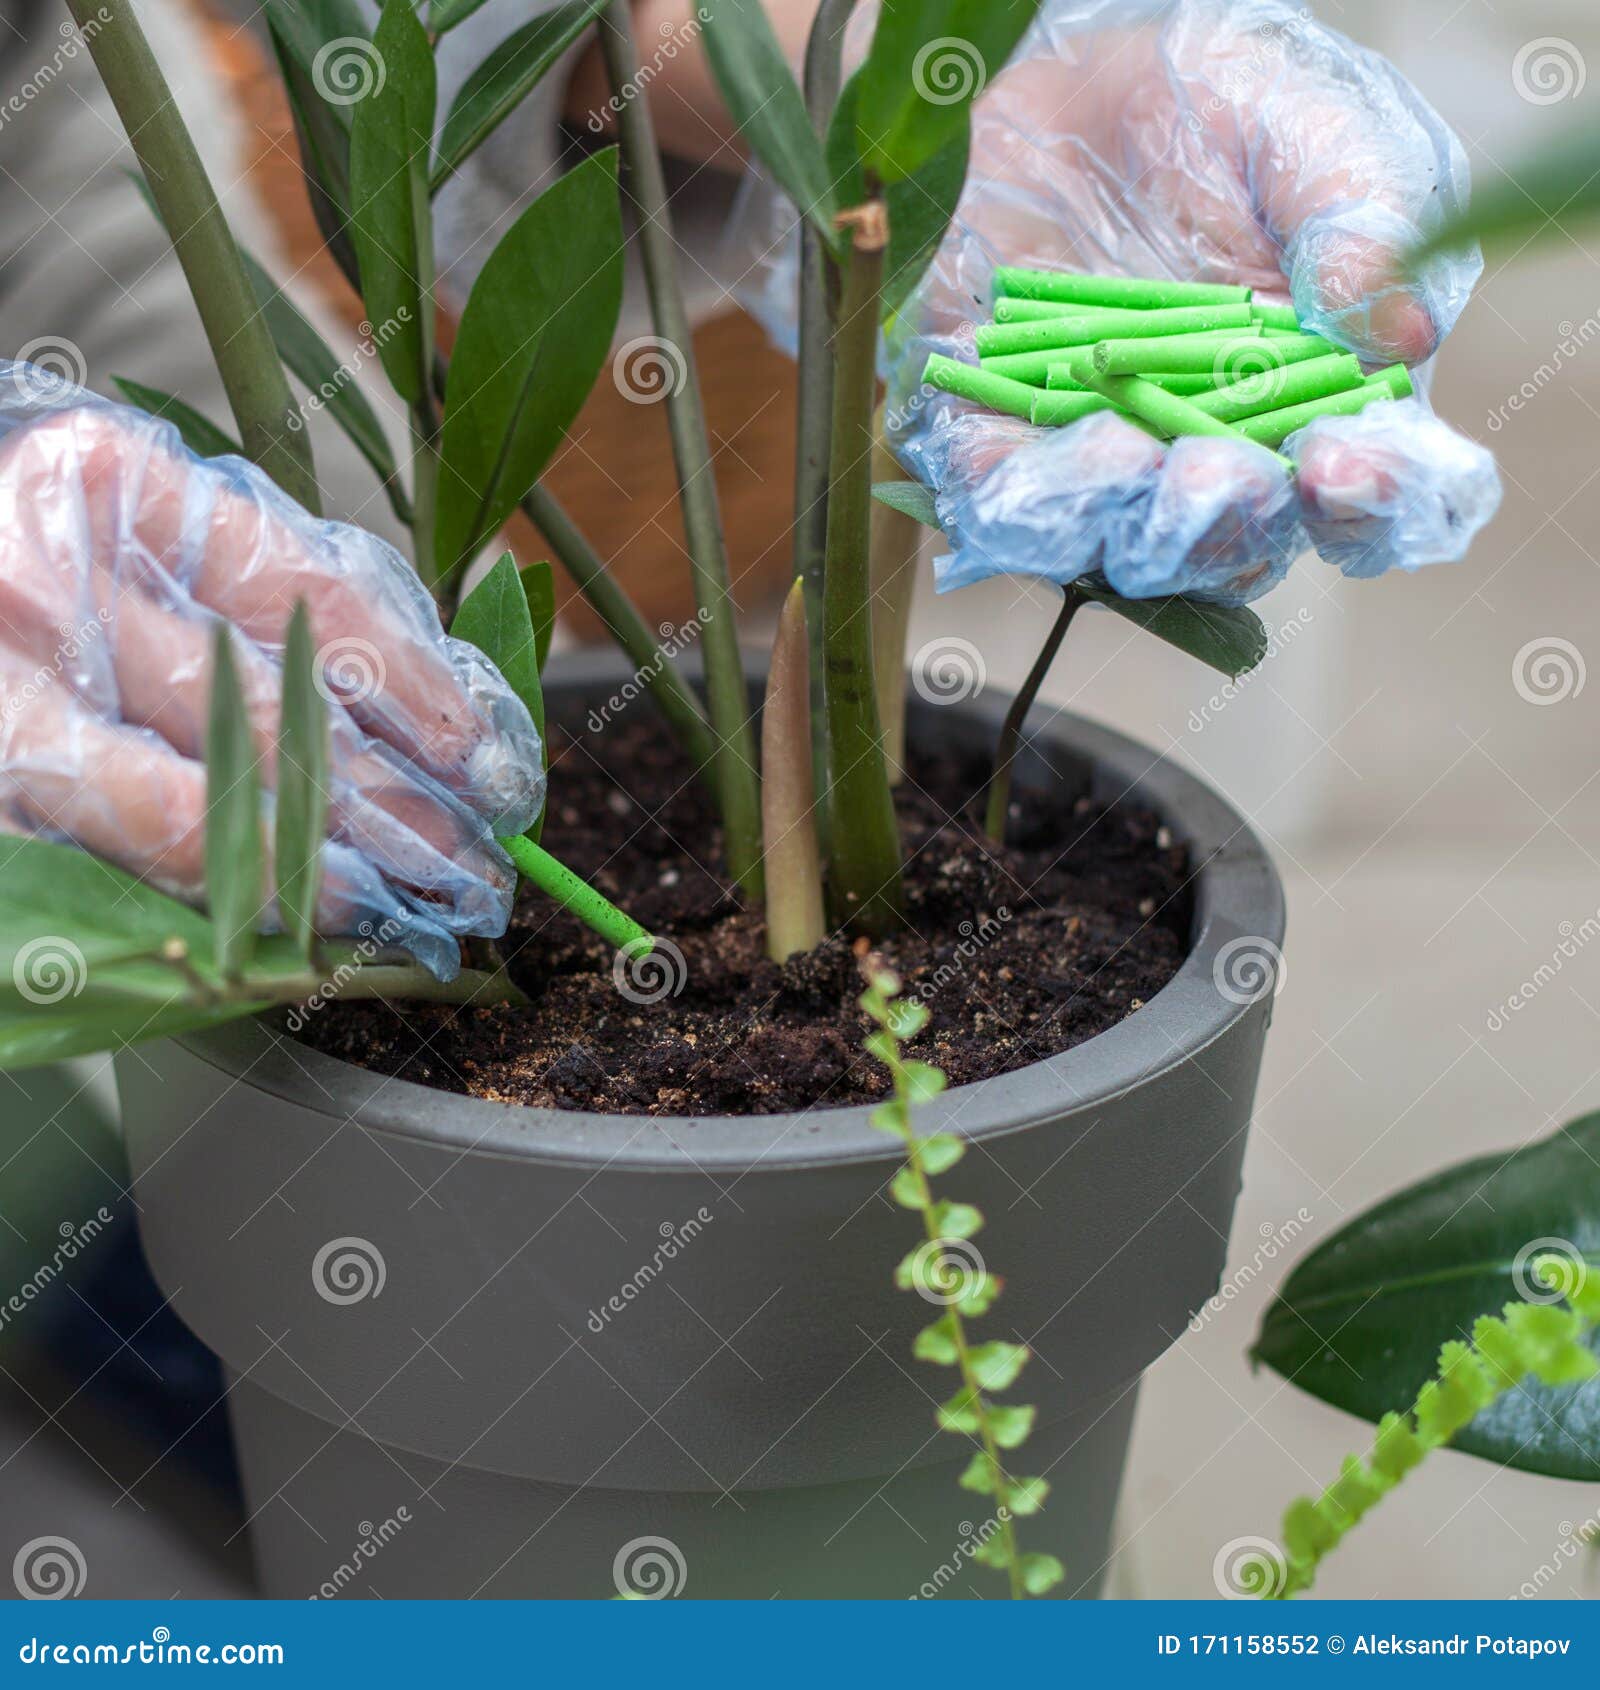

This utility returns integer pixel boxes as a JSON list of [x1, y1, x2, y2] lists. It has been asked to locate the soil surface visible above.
[[295, 711, 1193, 1116]]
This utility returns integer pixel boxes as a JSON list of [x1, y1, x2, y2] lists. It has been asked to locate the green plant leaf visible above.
[[451, 553, 544, 734], [889, 1166, 928, 1211], [433, 0, 610, 188], [967, 1339, 1028, 1392], [435, 150, 624, 577], [917, 1132, 965, 1175], [914, 1314, 961, 1365], [1253, 1110, 1600, 1480], [1019, 1552, 1065, 1595], [1006, 1475, 1050, 1517], [239, 249, 400, 490], [1412, 128, 1600, 266], [987, 1402, 1036, 1448], [430, 0, 495, 32], [857, 0, 1040, 183], [936, 1385, 981, 1434], [827, 71, 971, 317], [700, 0, 839, 250], [927, 1200, 983, 1240], [872, 479, 939, 528], [263, 0, 368, 286], [521, 560, 556, 674], [205, 628, 265, 980], [112, 379, 241, 459], [274, 602, 329, 962], [957, 1451, 999, 1494], [348, 0, 437, 406], [1075, 577, 1269, 680]]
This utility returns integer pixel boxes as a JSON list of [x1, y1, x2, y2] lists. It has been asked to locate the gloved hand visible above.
[[0, 366, 544, 981], [736, 0, 1502, 604]]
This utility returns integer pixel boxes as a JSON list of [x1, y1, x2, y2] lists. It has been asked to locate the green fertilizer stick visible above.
[[1188, 354, 1364, 422], [992, 298, 1132, 326], [500, 834, 653, 954], [993, 266, 1250, 309], [922, 353, 1045, 421], [1231, 383, 1396, 448], [976, 302, 1254, 357], [1250, 302, 1302, 331], [1094, 330, 1328, 376], [986, 326, 1262, 386]]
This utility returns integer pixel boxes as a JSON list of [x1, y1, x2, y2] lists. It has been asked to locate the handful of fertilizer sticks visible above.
[[923, 267, 1414, 467]]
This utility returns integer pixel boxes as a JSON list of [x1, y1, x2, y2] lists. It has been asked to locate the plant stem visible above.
[[69, 0, 320, 515], [411, 395, 443, 596], [596, 1, 763, 898], [869, 420, 921, 787], [823, 199, 903, 935], [903, 1140, 1026, 1602], [984, 588, 1084, 845], [797, 0, 858, 824], [518, 483, 717, 776], [499, 834, 653, 954]]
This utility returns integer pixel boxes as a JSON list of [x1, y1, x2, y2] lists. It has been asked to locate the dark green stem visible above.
[[985, 588, 1083, 845], [411, 393, 443, 598], [517, 483, 718, 776], [823, 202, 903, 935], [797, 0, 858, 830], [596, 1, 763, 898], [68, 0, 320, 514]]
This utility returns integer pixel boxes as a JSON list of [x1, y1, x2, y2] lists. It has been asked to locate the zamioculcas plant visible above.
[[12, 0, 1284, 1063]]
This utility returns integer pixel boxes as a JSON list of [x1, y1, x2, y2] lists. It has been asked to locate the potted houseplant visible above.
[[0, 0, 1540, 1602]]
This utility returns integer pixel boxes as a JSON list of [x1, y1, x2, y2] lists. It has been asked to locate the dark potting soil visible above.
[[295, 711, 1193, 1116]]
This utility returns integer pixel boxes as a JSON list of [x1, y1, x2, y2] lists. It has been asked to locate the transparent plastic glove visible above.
[[735, 0, 1500, 603], [0, 366, 546, 980]]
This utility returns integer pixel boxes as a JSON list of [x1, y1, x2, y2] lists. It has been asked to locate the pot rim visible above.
[[172, 657, 1284, 1174]]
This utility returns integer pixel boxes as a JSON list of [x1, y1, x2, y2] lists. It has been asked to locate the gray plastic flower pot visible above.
[[116, 651, 1284, 1600]]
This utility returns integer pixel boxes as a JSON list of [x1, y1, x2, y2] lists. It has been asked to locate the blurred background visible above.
[[0, 0, 1597, 1600]]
